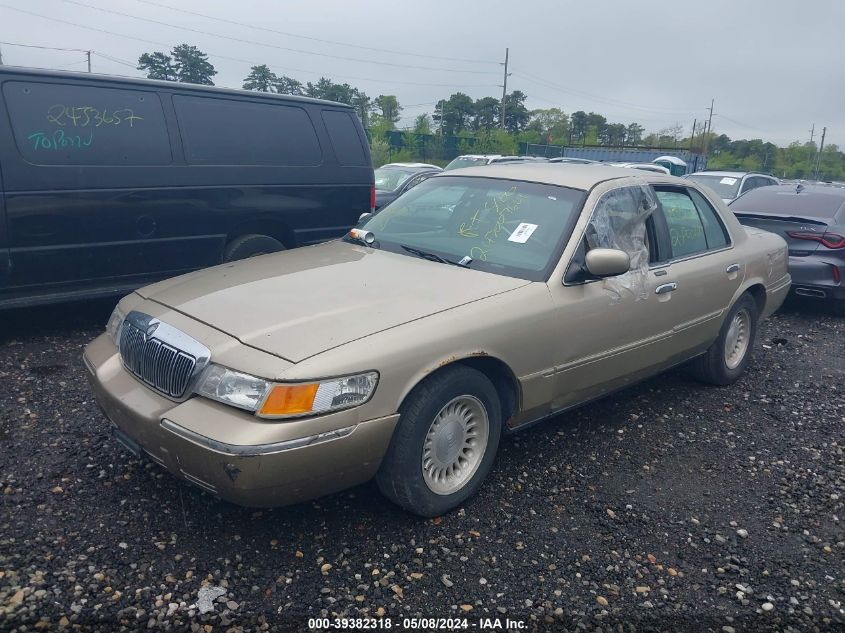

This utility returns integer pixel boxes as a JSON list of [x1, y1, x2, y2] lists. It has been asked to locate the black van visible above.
[[0, 67, 374, 309]]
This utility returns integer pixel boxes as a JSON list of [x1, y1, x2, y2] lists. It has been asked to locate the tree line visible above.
[[136, 45, 844, 180]]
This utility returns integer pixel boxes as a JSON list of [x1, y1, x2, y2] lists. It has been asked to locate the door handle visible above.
[[655, 282, 677, 295], [726, 263, 740, 274]]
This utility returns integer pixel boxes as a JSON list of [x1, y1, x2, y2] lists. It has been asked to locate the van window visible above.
[[174, 95, 321, 166], [3, 81, 171, 165], [322, 110, 368, 166]]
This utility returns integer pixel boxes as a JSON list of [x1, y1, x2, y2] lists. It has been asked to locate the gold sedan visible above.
[[84, 164, 791, 516]]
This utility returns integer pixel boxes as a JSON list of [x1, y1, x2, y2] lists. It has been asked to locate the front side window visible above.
[[657, 187, 729, 258], [3, 80, 171, 165], [361, 176, 585, 281], [582, 185, 658, 302]]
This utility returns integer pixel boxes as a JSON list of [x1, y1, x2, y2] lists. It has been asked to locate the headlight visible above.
[[105, 304, 126, 344], [195, 365, 378, 419]]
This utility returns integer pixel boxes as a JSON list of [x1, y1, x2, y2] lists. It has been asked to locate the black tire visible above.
[[690, 293, 759, 386], [222, 234, 285, 262], [376, 366, 502, 517]]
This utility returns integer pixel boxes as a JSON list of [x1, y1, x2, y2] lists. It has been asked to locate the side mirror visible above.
[[584, 248, 630, 277], [358, 212, 373, 223]]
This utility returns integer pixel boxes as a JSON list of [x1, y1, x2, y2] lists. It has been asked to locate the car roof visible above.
[[0, 65, 353, 109], [433, 162, 680, 191], [731, 184, 845, 218], [454, 154, 503, 160], [379, 163, 441, 169], [689, 170, 771, 178]]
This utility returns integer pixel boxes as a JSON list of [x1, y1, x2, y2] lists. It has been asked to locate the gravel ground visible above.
[[0, 298, 843, 632]]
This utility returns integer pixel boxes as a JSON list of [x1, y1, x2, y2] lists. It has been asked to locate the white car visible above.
[[686, 171, 779, 203]]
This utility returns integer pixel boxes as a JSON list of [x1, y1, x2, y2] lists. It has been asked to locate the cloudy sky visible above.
[[1, 0, 841, 148]]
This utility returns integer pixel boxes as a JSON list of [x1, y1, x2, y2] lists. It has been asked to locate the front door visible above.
[[548, 184, 677, 410]]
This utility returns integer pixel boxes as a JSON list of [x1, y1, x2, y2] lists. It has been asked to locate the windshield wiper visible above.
[[400, 244, 470, 268]]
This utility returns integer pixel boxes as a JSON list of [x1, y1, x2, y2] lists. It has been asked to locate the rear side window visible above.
[[657, 188, 729, 258], [322, 110, 368, 166], [656, 190, 708, 257], [2, 80, 171, 165], [174, 95, 321, 165]]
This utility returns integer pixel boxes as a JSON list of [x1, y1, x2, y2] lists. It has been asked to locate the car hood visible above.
[[138, 241, 530, 363]]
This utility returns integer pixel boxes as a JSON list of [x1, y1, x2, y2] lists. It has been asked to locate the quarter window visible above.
[[3, 80, 171, 165], [322, 110, 368, 166], [689, 189, 729, 249]]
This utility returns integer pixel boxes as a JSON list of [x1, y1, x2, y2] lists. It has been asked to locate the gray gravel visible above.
[[0, 297, 843, 632]]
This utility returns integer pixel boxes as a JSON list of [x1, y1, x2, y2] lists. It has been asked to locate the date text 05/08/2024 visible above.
[[307, 617, 527, 630]]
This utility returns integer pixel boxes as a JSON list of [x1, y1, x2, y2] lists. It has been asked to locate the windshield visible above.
[[687, 174, 742, 199], [374, 167, 415, 191], [444, 157, 490, 171], [361, 176, 586, 281]]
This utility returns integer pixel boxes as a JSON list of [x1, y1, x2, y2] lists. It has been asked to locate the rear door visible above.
[[648, 185, 743, 351]]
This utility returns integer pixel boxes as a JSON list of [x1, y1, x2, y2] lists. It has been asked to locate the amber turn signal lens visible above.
[[259, 383, 319, 416]]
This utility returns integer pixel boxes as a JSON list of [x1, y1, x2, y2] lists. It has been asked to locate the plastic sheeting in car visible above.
[[585, 184, 658, 304]]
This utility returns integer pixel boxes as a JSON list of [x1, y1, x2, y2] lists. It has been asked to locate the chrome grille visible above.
[[118, 312, 210, 400]]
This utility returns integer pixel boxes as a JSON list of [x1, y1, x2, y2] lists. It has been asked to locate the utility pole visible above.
[[704, 98, 715, 154], [499, 48, 510, 129], [86, 50, 92, 73], [690, 119, 696, 150], [814, 126, 826, 179], [808, 123, 815, 174]]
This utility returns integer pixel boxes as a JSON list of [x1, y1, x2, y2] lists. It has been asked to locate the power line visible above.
[[0, 40, 90, 53], [133, 0, 497, 66], [60, 0, 497, 75], [0, 6, 496, 89]]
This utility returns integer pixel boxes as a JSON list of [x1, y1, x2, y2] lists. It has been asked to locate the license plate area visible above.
[[110, 423, 141, 457]]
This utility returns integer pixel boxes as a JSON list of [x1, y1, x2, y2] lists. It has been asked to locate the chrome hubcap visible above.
[[422, 395, 489, 495], [724, 308, 751, 370]]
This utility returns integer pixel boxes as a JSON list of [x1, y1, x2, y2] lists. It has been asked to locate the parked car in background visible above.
[[548, 157, 599, 164], [374, 163, 442, 210], [730, 183, 845, 313], [686, 170, 779, 203], [607, 162, 671, 174], [652, 155, 688, 177], [85, 164, 790, 516], [0, 67, 373, 310], [443, 154, 546, 170]]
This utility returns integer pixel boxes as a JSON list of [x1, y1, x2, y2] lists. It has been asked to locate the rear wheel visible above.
[[223, 234, 285, 262], [376, 366, 501, 517], [691, 293, 758, 385]]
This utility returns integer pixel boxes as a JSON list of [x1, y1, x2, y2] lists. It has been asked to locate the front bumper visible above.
[[83, 333, 399, 507], [788, 256, 845, 301]]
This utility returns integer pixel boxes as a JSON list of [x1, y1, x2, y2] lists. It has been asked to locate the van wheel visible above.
[[690, 293, 758, 386], [376, 366, 501, 517], [223, 234, 285, 262]]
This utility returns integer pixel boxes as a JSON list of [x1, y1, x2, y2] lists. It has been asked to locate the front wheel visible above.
[[376, 366, 501, 517], [690, 293, 759, 385]]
